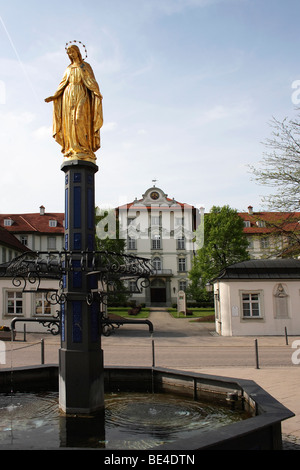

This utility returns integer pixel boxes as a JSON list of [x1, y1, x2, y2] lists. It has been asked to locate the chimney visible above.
[[40, 205, 45, 215], [248, 205, 253, 215]]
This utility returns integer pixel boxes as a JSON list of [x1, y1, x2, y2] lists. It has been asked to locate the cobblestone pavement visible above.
[[282, 434, 300, 450]]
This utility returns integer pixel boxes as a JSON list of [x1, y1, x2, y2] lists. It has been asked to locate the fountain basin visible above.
[[0, 365, 294, 450]]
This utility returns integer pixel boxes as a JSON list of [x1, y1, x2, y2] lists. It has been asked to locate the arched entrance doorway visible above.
[[150, 278, 166, 305]]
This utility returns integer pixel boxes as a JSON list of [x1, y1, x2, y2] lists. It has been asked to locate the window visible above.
[[6, 291, 23, 315], [260, 237, 269, 249], [47, 236, 56, 250], [244, 220, 251, 228], [4, 218, 13, 226], [248, 237, 254, 249], [151, 216, 160, 226], [127, 237, 136, 250], [242, 293, 261, 317], [49, 220, 57, 227], [175, 217, 184, 227], [178, 257, 186, 272], [179, 280, 187, 291], [256, 220, 266, 228], [129, 280, 139, 293], [35, 293, 51, 315], [177, 237, 185, 250], [20, 236, 28, 246], [152, 257, 162, 271], [127, 218, 136, 227], [152, 235, 161, 250]]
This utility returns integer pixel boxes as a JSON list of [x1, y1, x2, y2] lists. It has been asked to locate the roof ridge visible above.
[[19, 215, 38, 232]]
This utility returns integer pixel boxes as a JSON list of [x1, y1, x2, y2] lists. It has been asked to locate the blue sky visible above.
[[0, 0, 299, 214]]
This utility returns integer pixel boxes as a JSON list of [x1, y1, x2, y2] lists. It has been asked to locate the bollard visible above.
[[23, 324, 26, 342], [255, 339, 259, 369], [285, 326, 288, 345], [41, 339, 45, 364], [152, 338, 155, 367]]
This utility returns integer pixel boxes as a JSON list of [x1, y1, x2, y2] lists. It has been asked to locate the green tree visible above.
[[189, 206, 250, 298], [95, 207, 128, 306], [95, 207, 126, 253]]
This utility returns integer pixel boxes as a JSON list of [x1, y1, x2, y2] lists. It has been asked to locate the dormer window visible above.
[[256, 220, 266, 228], [49, 220, 57, 227], [4, 218, 13, 226], [244, 220, 251, 228]]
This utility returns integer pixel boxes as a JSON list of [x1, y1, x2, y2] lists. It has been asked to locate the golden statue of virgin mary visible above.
[[45, 43, 103, 162]]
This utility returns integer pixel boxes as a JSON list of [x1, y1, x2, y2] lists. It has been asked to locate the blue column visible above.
[[59, 160, 104, 414]]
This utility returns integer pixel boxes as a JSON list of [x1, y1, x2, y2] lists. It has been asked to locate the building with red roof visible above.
[[0, 197, 299, 333], [0, 206, 64, 333], [0, 226, 31, 264], [238, 206, 300, 258], [0, 206, 64, 259]]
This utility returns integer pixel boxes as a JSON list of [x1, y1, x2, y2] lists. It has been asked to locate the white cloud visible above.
[[33, 125, 52, 140], [102, 122, 117, 133], [0, 110, 35, 128], [196, 102, 253, 126]]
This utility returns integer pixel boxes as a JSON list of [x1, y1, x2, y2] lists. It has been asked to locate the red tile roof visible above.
[[0, 227, 31, 252], [239, 211, 300, 234], [0, 212, 64, 234]]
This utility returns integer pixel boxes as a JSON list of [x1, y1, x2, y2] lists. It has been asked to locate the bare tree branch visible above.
[[250, 111, 300, 211]]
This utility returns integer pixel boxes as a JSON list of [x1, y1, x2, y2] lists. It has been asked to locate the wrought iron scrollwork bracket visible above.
[[6, 250, 154, 335]]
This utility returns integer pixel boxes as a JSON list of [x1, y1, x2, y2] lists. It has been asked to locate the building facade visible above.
[[0, 226, 30, 264], [239, 206, 300, 259], [117, 186, 200, 307], [0, 207, 64, 332], [1, 199, 300, 332], [0, 206, 64, 253], [213, 259, 300, 336]]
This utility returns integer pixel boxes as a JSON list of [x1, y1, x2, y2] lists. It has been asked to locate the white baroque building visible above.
[[117, 186, 201, 307]]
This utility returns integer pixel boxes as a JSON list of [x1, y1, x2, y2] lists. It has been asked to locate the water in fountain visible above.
[[0, 390, 249, 449]]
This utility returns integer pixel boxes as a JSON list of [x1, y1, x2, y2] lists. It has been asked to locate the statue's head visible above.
[[67, 45, 83, 63]]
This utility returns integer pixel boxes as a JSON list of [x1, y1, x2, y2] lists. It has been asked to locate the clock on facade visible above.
[[150, 191, 159, 200]]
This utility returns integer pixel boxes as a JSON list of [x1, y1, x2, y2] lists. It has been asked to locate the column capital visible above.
[[61, 160, 98, 174]]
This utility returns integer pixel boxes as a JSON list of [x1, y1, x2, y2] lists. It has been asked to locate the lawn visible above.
[[107, 307, 150, 319], [107, 307, 215, 322], [168, 308, 215, 321]]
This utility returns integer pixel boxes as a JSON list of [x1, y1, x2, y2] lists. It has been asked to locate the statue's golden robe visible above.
[[52, 61, 103, 161]]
